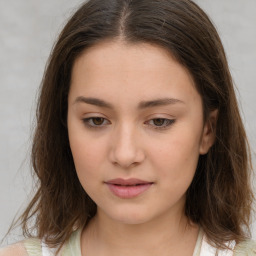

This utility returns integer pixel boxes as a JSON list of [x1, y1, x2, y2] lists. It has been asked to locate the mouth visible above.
[[105, 178, 154, 199]]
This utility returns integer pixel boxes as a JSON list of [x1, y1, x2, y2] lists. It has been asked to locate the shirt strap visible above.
[[200, 235, 236, 256], [41, 241, 57, 256]]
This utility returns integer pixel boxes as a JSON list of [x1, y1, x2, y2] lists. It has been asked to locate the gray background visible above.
[[0, 0, 255, 244]]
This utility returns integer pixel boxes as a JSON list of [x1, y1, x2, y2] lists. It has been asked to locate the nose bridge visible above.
[[110, 121, 144, 168]]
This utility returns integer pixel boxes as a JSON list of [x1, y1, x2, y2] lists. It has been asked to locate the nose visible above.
[[109, 123, 145, 169]]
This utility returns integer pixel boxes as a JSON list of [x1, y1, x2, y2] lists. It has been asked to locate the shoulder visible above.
[[234, 239, 256, 256], [0, 242, 29, 256], [0, 229, 82, 256], [0, 238, 42, 256]]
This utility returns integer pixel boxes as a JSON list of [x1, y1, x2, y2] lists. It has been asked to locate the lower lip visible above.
[[106, 183, 153, 199]]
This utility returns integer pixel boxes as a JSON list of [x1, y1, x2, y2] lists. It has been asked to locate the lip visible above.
[[105, 178, 154, 199]]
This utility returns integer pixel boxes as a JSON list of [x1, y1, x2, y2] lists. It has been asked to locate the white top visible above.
[[2, 228, 256, 256]]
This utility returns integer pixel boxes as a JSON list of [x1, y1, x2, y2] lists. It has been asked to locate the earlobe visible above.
[[199, 109, 218, 155]]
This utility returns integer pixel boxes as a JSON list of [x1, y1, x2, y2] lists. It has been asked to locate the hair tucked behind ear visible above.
[[15, 0, 254, 250]]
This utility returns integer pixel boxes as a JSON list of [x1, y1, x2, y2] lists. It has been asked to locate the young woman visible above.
[[0, 0, 255, 255]]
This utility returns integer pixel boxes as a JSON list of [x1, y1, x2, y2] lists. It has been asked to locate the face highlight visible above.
[[67, 40, 216, 225]]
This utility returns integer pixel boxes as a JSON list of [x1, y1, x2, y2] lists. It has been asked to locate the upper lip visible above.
[[105, 178, 153, 186]]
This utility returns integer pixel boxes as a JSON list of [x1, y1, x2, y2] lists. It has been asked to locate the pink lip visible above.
[[105, 178, 153, 199]]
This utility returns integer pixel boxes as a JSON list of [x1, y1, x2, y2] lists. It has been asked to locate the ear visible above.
[[199, 109, 218, 155]]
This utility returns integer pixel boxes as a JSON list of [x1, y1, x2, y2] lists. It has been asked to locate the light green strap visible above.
[[23, 238, 42, 256], [234, 240, 256, 256], [23, 230, 81, 256], [193, 228, 204, 256], [62, 229, 82, 256]]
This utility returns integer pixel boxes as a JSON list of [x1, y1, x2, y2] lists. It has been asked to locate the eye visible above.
[[82, 117, 110, 128], [146, 118, 175, 129]]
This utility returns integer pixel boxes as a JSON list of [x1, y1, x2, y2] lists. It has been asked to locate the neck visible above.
[[81, 209, 199, 256]]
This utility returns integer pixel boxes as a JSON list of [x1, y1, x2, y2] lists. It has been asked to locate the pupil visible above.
[[93, 118, 104, 125], [153, 119, 164, 126]]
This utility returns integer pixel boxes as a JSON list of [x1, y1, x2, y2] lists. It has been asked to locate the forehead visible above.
[[70, 40, 200, 108]]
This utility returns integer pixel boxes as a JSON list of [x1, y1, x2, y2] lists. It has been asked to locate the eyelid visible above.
[[81, 114, 175, 130], [145, 118, 176, 130], [82, 116, 111, 128]]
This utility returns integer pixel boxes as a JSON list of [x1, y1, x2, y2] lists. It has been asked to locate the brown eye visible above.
[[92, 117, 105, 125], [146, 118, 175, 130], [82, 117, 110, 128], [153, 118, 165, 126]]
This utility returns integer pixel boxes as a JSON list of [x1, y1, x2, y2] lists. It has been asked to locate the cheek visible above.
[[69, 136, 106, 198], [70, 138, 106, 175], [68, 121, 106, 183], [148, 128, 201, 180]]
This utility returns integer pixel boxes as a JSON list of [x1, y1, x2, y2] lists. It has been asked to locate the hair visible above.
[[17, 0, 253, 250]]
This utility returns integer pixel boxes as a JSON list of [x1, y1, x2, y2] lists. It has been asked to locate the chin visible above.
[[103, 207, 155, 225], [112, 216, 150, 225]]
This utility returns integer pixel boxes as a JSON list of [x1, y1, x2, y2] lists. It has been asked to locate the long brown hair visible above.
[[18, 0, 254, 250]]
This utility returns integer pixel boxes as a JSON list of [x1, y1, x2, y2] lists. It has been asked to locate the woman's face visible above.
[[67, 40, 216, 225]]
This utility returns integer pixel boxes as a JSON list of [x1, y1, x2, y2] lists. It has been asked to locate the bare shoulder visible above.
[[0, 242, 29, 256], [0, 238, 42, 256]]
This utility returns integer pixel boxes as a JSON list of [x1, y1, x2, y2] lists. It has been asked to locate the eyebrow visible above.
[[73, 96, 184, 109], [74, 96, 113, 108], [138, 98, 184, 109]]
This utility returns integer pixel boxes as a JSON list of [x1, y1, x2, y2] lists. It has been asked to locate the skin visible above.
[[67, 40, 217, 256]]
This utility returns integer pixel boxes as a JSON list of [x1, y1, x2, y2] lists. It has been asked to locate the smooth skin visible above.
[[67, 40, 217, 256]]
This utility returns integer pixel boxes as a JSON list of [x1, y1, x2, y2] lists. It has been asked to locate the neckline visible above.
[[64, 226, 204, 256]]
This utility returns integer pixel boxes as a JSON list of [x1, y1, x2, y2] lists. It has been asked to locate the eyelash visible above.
[[82, 117, 176, 130], [145, 118, 176, 130], [82, 117, 110, 129]]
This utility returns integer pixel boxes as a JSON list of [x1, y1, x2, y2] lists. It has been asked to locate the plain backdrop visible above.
[[0, 0, 256, 244]]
